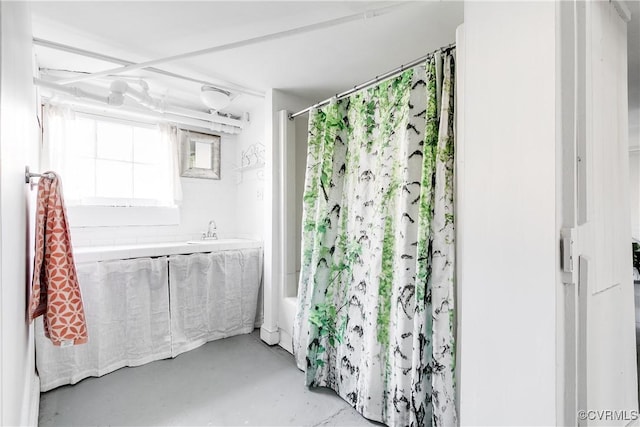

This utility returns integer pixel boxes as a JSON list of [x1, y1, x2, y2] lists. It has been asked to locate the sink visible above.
[[73, 239, 262, 263], [186, 240, 218, 244]]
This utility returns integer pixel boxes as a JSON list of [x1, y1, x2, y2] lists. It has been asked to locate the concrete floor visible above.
[[39, 331, 378, 426]]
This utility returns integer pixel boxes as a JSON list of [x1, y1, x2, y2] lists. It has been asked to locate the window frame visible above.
[[62, 111, 175, 208]]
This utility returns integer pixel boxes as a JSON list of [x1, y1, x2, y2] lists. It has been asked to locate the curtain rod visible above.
[[289, 43, 455, 120], [42, 96, 242, 135]]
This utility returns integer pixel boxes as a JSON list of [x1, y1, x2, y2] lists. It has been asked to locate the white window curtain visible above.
[[159, 122, 183, 206], [41, 104, 76, 188], [41, 104, 183, 206]]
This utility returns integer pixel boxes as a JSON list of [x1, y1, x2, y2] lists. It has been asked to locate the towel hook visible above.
[[25, 166, 54, 184]]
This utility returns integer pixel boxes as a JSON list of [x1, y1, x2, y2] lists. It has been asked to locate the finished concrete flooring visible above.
[[38, 331, 378, 426]]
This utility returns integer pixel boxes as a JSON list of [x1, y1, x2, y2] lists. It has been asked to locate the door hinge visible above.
[[561, 227, 578, 284]]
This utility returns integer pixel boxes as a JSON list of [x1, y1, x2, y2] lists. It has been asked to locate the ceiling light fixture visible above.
[[200, 86, 231, 111]]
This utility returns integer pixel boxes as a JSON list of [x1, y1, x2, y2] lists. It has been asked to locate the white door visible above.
[[572, 1, 638, 425]]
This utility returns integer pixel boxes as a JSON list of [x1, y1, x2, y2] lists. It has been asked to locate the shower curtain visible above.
[[292, 49, 456, 427]]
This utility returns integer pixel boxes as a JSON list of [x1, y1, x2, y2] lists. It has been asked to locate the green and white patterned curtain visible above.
[[293, 49, 456, 427]]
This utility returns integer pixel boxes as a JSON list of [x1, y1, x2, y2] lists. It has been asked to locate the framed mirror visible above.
[[179, 129, 221, 179]]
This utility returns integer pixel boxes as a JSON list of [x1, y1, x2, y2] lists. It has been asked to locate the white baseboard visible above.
[[260, 325, 280, 345], [278, 328, 293, 354], [20, 373, 40, 427]]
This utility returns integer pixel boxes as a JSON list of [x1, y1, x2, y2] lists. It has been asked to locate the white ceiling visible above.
[[31, 1, 464, 114]]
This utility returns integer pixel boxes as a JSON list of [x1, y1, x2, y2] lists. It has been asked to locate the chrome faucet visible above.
[[202, 220, 218, 240]]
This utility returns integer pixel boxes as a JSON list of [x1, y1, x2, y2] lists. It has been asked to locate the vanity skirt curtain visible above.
[[293, 49, 456, 427]]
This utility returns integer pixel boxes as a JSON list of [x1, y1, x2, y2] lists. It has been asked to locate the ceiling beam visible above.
[[33, 37, 265, 97], [52, 2, 412, 86]]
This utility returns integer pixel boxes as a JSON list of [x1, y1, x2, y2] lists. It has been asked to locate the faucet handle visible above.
[[205, 220, 218, 239]]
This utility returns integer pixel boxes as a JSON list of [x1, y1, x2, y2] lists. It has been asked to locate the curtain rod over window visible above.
[[289, 43, 455, 120]]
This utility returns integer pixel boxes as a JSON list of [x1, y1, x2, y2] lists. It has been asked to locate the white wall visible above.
[[68, 134, 240, 246], [236, 105, 266, 241], [0, 2, 40, 425], [459, 2, 557, 425], [67, 109, 266, 246], [632, 107, 639, 150], [261, 89, 313, 346]]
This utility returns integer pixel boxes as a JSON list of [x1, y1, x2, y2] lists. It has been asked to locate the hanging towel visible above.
[[29, 172, 87, 346]]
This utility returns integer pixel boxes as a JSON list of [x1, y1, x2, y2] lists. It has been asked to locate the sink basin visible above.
[[186, 240, 219, 244], [73, 239, 262, 263]]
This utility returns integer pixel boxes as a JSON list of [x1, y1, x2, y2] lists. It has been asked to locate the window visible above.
[[56, 113, 176, 207]]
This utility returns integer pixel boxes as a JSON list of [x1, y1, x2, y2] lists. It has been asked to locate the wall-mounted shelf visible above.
[[233, 162, 265, 173], [233, 162, 265, 184], [234, 142, 265, 184]]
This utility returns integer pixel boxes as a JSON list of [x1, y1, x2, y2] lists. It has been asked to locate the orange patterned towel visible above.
[[29, 172, 87, 346]]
